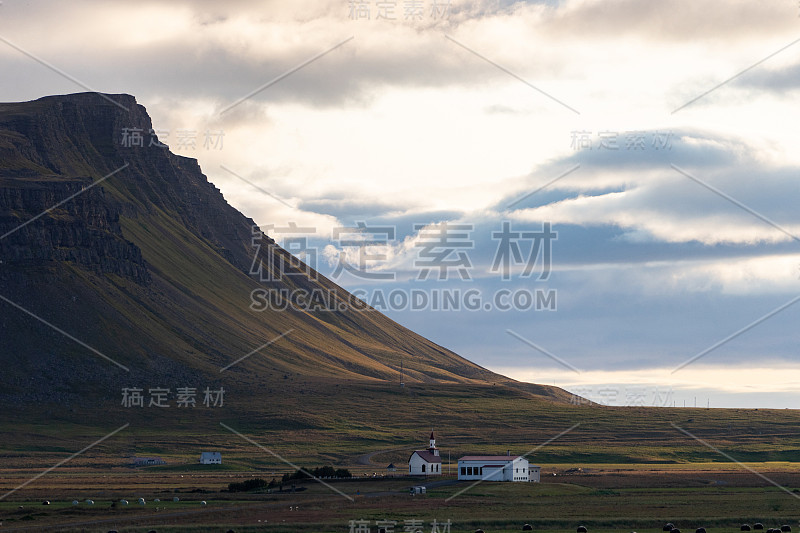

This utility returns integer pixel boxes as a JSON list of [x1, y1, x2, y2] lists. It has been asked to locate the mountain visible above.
[[0, 92, 572, 413]]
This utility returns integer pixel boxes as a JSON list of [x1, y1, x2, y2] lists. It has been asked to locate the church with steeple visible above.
[[408, 431, 442, 476]]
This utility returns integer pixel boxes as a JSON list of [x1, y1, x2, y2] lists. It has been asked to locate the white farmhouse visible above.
[[457, 454, 539, 482], [408, 432, 442, 476], [200, 451, 221, 464]]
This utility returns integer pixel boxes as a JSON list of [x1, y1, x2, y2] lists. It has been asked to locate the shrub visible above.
[[281, 466, 351, 483], [228, 478, 268, 492]]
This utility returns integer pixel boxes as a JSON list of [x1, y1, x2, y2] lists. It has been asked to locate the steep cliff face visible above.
[[0, 178, 150, 283], [0, 93, 258, 274], [0, 92, 572, 410]]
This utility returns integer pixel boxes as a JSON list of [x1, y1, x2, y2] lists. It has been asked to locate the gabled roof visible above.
[[410, 450, 442, 463], [458, 455, 524, 461]]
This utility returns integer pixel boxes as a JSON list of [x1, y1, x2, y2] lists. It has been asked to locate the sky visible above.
[[2, 0, 800, 408]]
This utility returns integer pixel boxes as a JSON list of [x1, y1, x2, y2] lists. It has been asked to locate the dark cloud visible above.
[[297, 197, 411, 221], [354, 274, 800, 372], [737, 62, 800, 92], [0, 0, 584, 109]]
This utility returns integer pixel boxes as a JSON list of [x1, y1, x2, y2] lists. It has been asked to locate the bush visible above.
[[281, 466, 352, 483], [228, 478, 268, 492]]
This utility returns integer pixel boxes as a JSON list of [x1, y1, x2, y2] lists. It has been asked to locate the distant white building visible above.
[[408, 432, 442, 476], [457, 454, 539, 482], [200, 451, 221, 464], [132, 456, 165, 466]]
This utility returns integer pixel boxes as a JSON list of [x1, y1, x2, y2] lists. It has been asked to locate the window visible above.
[[479, 467, 483, 475], [461, 467, 466, 476], [422, 464, 426, 473]]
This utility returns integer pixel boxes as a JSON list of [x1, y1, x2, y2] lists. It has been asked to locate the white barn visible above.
[[408, 432, 442, 476], [200, 451, 221, 464], [457, 455, 539, 482]]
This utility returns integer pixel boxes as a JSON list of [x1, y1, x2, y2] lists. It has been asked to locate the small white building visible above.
[[132, 456, 166, 466], [408, 432, 442, 476], [457, 454, 539, 482], [200, 451, 221, 464]]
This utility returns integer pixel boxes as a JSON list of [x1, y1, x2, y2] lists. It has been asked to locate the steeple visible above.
[[429, 430, 439, 456]]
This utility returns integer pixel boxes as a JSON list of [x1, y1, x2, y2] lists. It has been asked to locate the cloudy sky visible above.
[[2, 0, 800, 407]]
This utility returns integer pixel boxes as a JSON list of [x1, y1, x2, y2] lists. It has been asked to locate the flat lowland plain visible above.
[[2, 467, 800, 532], [3, 385, 800, 531]]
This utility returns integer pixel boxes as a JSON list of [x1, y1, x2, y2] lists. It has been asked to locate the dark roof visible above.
[[410, 450, 442, 463], [387, 463, 396, 469], [430, 430, 434, 440]]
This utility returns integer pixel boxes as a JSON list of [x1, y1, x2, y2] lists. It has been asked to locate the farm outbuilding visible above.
[[132, 456, 166, 466], [200, 451, 222, 464], [457, 454, 538, 482]]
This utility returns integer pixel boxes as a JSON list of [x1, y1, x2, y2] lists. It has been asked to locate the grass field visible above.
[[3, 464, 800, 531], [1, 474, 800, 532]]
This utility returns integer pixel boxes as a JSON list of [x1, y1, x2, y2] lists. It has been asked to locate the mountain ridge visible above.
[[0, 92, 573, 409]]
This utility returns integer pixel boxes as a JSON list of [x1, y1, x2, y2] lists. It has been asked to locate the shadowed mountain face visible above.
[[0, 92, 571, 412]]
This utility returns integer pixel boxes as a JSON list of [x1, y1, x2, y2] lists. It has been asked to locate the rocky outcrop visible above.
[[0, 177, 150, 283], [0, 92, 262, 282]]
